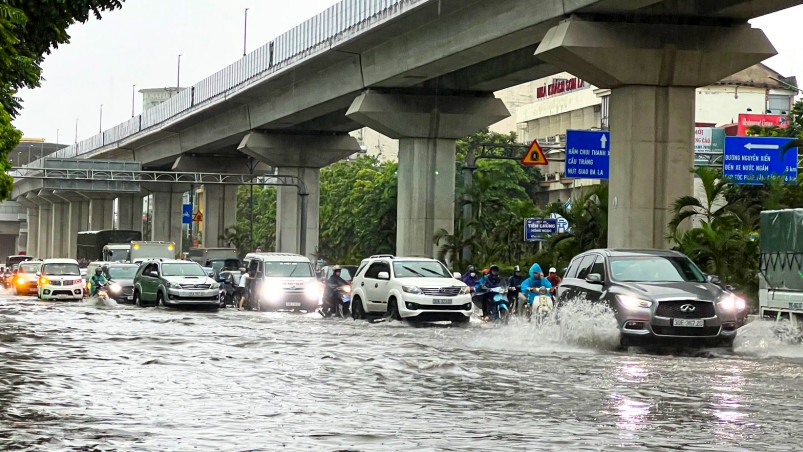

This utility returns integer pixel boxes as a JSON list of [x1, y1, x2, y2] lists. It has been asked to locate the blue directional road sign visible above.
[[182, 204, 193, 224], [524, 218, 557, 242], [565, 130, 610, 180], [724, 136, 798, 185]]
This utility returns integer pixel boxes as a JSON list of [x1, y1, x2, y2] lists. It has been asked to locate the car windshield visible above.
[[393, 261, 451, 278], [106, 249, 130, 262], [264, 262, 313, 277], [42, 263, 80, 276], [210, 259, 241, 273], [609, 256, 706, 283], [108, 266, 138, 279], [162, 263, 207, 277], [19, 263, 40, 274]]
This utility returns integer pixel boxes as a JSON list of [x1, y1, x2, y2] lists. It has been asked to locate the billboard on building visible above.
[[694, 127, 725, 153], [737, 114, 789, 136]]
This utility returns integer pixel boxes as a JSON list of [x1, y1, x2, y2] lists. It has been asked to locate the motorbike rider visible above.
[[521, 263, 553, 315], [547, 267, 562, 294], [507, 265, 527, 315], [323, 265, 349, 317], [476, 265, 503, 320], [89, 267, 108, 297], [461, 266, 480, 293]]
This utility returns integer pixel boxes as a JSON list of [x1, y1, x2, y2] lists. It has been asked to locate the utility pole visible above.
[[176, 54, 182, 93], [99, 104, 103, 132], [74, 118, 78, 144], [132, 84, 136, 117], [56, 128, 59, 145], [243, 8, 249, 57]]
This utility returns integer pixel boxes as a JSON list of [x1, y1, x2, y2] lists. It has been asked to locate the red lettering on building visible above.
[[536, 77, 588, 100]]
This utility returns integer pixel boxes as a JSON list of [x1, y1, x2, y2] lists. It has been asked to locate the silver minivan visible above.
[[243, 253, 322, 311]]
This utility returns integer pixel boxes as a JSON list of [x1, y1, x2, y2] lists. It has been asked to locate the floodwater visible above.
[[1, 293, 802, 451]]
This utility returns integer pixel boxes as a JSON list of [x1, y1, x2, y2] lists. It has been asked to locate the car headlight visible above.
[[209, 282, 220, 290], [402, 285, 422, 294], [305, 282, 323, 300], [719, 294, 746, 311], [16, 277, 25, 285], [109, 283, 122, 293], [167, 282, 182, 289], [459, 286, 470, 295], [617, 294, 652, 309]]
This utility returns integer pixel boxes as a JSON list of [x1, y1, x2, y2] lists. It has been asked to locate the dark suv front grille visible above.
[[421, 287, 463, 297], [652, 325, 721, 337], [655, 300, 715, 319]]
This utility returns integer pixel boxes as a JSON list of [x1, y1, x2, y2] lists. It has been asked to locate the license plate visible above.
[[673, 318, 704, 327], [433, 299, 452, 305], [188, 291, 204, 297], [286, 302, 301, 307]]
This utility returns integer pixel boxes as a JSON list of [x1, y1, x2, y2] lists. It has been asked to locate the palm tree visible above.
[[433, 217, 477, 270], [668, 167, 744, 232]]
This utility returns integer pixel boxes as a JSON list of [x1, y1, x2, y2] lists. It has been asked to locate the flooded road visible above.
[[1, 293, 802, 451]]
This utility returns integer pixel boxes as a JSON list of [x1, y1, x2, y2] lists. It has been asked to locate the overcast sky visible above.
[[12, 1, 803, 143]]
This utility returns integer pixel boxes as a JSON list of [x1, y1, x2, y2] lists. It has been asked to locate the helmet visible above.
[[333, 265, 341, 271], [466, 265, 475, 273], [483, 268, 490, 275], [95, 267, 103, 275], [514, 265, 521, 272], [549, 267, 557, 273], [490, 265, 499, 272]]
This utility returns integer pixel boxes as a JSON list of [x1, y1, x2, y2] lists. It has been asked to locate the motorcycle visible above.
[[475, 281, 511, 324], [320, 285, 351, 318], [526, 286, 555, 325]]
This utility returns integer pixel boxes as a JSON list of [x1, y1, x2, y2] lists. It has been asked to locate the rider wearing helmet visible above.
[[508, 265, 527, 315], [461, 265, 480, 292], [323, 265, 349, 317], [89, 267, 108, 297], [476, 265, 503, 319]]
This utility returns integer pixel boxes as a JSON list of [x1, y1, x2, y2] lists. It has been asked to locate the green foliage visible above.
[[0, 0, 125, 200], [233, 185, 276, 254], [318, 156, 397, 263]]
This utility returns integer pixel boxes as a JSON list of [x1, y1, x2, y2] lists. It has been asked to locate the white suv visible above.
[[351, 255, 471, 324], [37, 259, 84, 301]]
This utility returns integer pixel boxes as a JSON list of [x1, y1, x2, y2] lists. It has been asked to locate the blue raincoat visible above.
[[520, 263, 552, 304]]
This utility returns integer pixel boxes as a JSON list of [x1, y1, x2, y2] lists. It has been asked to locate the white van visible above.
[[38, 259, 84, 301], [243, 253, 321, 311]]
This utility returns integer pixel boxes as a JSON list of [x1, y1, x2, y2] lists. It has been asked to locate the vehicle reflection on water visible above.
[[0, 293, 802, 451]]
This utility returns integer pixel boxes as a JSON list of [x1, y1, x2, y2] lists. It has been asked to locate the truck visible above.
[[758, 209, 803, 325], [76, 230, 142, 262], [188, 247, 241, 277], [6, 254, 35, 269], [129, 241, 177, 263]]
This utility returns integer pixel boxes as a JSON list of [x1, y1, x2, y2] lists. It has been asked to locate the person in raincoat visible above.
[[520, 263, 552, 307]]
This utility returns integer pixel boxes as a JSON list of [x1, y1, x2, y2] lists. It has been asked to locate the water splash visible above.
[[733, 319, 803, 359], [82, 296, 119, 309], [468, 299, 621, 353]]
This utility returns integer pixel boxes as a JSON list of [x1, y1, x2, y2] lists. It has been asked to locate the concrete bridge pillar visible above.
[[201, 185, 237, 248], [116, 195, 143, 233], [89, 198, 114, 231], [19, 200, 39, 259], [347, 92, 509, 257], [49, 202, 68, 258], [37, 206, 52, 260], [56, 194, 91, 260], [535, 19, 776, 249], [238, 133, 360, 259], [151, 189, 183, 251]]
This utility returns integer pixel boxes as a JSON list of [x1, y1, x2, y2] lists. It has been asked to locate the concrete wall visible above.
[[695, 86, 767, 126]]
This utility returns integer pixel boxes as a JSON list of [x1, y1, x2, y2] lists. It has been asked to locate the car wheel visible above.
[[387, 298, 401, 321], [134, 291, 144, 307], [352, 296, 366, 320], [618, 334, 633, 350], [156, 292, 165, 308], [453, 315, 470, 327]]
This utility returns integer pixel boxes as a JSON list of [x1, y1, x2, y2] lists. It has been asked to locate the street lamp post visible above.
[[177, 54, 182, 92], [74, 118, 79, 144], [132, 84, 136, 117], [243, 8, 249, 57], [56, 128, 59, 145], [99, 104, 103, 133]]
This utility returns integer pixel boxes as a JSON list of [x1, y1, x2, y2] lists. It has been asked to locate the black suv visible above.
[[556, 249, 742, 347]]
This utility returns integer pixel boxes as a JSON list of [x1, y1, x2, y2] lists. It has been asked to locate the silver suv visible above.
[[133, 259, 219, 308]]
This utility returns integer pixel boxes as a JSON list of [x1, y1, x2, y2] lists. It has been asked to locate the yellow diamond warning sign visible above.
[[521, 140, 548, 166]]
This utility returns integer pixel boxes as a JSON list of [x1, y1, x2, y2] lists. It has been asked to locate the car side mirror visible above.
[[377, 271, 390, 280], [585, 273, 603, 284], [207, 271, 215, 278], [453, 272, 462, 279], [707, 274, 721, 285]]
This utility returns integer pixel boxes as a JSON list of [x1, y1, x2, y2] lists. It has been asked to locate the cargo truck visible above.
[[77, 230, 141, 262], [758, 209, 803, 326], [129, 241, 176, 263]]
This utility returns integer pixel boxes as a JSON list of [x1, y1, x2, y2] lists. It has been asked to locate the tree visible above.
[[668, 166, 746, 232], [0, 0, 126, 200]]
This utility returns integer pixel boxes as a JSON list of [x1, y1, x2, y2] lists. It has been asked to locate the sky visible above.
[[12, 1, 803, 143]]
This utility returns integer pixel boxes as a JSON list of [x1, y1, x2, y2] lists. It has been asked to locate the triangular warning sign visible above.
[[521, 140, 548, 166]]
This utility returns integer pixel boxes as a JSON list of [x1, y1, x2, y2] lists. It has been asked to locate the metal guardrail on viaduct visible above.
[[31, 0, 428, 167]]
